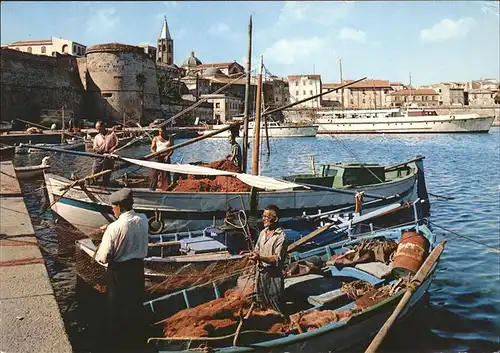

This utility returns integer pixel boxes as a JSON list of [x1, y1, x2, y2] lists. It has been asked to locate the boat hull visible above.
[[44, 171, 419, 236], [200, 124, 319, 138], [316, 114, 495, 134], [14, 165, 51, 180]]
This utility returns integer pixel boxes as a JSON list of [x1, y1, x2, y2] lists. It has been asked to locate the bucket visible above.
[[392, 231, 429, 278]]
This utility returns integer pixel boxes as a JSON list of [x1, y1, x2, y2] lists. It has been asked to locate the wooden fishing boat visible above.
[[16, 141, 86, 154], [14, 157, 51, 180], [0, 144, 15, 161], [143, 216, 443, 353], [74, 199, 420, 297], [43, 157, 427, 236]]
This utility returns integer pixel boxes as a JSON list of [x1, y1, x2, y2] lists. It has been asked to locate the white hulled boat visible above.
[[315, 107, 494, 133], [199, 121, 318, 138]]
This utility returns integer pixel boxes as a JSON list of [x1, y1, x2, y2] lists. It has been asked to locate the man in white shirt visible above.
[[95, 188, 148, 351], [92, 120, 119, 186]]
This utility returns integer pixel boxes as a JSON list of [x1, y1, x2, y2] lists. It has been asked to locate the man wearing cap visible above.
[[95, 188, 148, 351], [92, 120, 119, 186], [248, 205, 288, 318], [226, 134, 242, 172]]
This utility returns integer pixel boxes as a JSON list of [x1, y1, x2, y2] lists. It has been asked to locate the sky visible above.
[[1, 1, 499, 86]]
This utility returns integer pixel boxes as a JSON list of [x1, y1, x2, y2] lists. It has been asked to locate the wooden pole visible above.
[[252, 55, 263, 176], [242, 14, 252, 174], [287, 223, 332, 252], [364, 240, 447, 353]]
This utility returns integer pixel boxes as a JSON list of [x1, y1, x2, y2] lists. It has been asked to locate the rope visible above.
[[429, 221, 500, 252]]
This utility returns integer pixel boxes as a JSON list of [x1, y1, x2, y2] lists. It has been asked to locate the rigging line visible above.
[[317, 127, 385, 184], [429, 221, 500, 252]]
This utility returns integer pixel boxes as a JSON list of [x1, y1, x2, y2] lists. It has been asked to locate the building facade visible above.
[[322, 79, 393, 109], [3, 37, 86, 57], [288, 75, 322, 108], [389, 89, 439, 107], [200, 93, 242, 123]]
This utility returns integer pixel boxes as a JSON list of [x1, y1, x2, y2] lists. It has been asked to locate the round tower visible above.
[[86, 43, 162, 123]]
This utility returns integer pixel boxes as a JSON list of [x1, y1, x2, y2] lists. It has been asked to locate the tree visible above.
[[157, 73, 182, 104]]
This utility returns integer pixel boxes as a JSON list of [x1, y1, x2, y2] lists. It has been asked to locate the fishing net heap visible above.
[[170, 159, 251, 192], [162, 287, 353, 339]]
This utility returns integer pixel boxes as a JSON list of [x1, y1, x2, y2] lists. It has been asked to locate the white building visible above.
[[287, 74, 322, 108], [200, 94, 242, 123], [2, 37, 86, 57]]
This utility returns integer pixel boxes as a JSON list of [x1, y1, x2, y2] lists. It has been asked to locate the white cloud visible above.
[[338, 27, 366, 43], [163, 1, 179, 8], [277, 1, 353, 27], [209, 23, 239, 40], [420, 17, 475, 43], [263, 36, 329, 66], [86, 8, 119, 34]]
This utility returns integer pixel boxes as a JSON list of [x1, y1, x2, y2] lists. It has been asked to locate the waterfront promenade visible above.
[[0, 161, 72, 353]]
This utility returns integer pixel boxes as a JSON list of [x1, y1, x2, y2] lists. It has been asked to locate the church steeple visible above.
[[157, 15, 173, 65]]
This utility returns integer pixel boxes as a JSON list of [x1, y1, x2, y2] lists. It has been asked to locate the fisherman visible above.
[[92, 120, 119, 186], [94, 188, 148, 352], [149, 126, 174, 190], [226, 134, 242, 172], [248, 205, 288, 318]]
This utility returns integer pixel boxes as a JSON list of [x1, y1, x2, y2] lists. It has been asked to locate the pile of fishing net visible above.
[[170, 159, 250, 192], [162, 287, 353, 339]]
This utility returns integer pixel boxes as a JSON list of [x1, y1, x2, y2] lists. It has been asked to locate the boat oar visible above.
[[287, 223, 334, 253], [364, 239, 447, 353], [233, 302, 255, 346]]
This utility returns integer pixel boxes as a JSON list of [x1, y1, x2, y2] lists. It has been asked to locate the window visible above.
[[73, 45, 76, 53], [168, 44, 172, 53], [303, 90, 306, 95], [27, 47, 32, 53], [216, 102, 220, 108], [102, 93, 113, 98], [350, 99, 354, 105], [275, 97, 279, 102], [41, 46, 46, 54], [362, 99, 366, 104], [162, 44, 166, 51], [62, 44, 68, 53], [295, 81, 298, 86], [310, 90, 313, 95], [295, 90, 299, 96], [384, 89, 389, 94]]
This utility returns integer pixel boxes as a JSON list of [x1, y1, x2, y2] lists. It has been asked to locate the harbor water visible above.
[[15, 129, 500, 353]]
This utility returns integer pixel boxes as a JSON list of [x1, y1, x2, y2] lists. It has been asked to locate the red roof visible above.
[[287, 74, 321, 80], [323, 80, 391, 89], [392, 89, 437, 95], [323, 83, 342, 89]]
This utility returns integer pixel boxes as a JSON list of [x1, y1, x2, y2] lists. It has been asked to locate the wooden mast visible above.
[[242, 15, 253, 173], [251, 55, 263, 176]]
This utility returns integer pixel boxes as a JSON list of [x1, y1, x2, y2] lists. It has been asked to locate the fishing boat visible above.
[[0, 144, 15, 161], [143, 210, 443, 352], [43, 156, 427, 236], [74, 198, 421, 297], [15, 141, 86, 154], [315, 107, 495, 133], [0, 121, 13, 133], [14, 157, 51, 180]]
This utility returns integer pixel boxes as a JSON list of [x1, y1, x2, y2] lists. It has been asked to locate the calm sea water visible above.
[[16, 128, 500, 353]]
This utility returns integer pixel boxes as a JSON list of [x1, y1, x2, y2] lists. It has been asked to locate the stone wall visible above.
[[85, 43, 162, 123], [0, 48, 85, 122]]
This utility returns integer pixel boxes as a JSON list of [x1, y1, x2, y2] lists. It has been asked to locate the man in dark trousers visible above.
[[227, 134, 242, 172], [248, 205, 288, 318], [95, 188, 149, 352]]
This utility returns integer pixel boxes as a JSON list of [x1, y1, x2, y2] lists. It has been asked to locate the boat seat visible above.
[[284, 274, 324, 289], [329, 266, 385, 286], [307, 289, 344, 307], [354, 262, 392, 279], [179, 236, 228, 254]]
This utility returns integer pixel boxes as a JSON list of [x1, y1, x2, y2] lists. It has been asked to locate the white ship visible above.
[[315, 107, 495, 134], [199, 121, 318, 138]]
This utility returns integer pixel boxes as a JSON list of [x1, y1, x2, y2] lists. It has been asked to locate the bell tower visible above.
[[157, 15, 173, 65]]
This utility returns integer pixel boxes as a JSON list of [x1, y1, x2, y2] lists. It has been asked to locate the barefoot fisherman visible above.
[[248, 205, 288, 318]]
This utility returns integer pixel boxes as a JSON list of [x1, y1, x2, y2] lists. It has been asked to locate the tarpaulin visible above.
[[120, 157, 308, 191]]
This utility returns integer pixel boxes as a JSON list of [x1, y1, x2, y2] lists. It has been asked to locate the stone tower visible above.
[[157, 16, 173, 65]]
